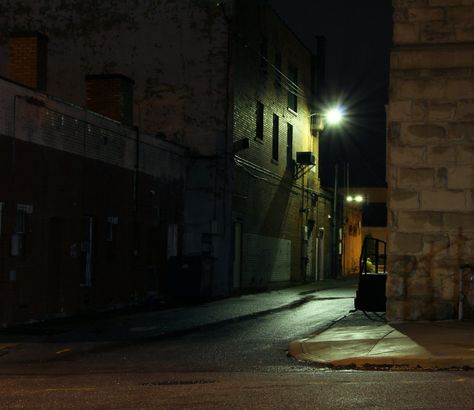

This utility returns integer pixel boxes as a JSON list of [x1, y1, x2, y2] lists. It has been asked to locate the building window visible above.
[[0, 202, 3, 236], [272, 114, 279, 161], [11, 203, 33, 256], [274, 51, 282, 89], [256, 101, 264, 140], [81, 216, 94, 287], [106, 216, 118, 242], [286, 123, 293, 169], [288, 64, 298, 113]]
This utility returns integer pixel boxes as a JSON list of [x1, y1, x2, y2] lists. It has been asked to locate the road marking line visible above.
[[55, 348, 72, 354]]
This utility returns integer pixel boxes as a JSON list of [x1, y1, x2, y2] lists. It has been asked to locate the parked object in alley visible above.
[[354, 237, 387, 312]]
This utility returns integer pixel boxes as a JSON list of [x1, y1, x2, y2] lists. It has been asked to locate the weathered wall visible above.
[[0, 0, 230, 155], [0, 77, 187, 325], [231, 0, 331, 289], [387, 0, 474, 320], [343, 204, 363, 276]]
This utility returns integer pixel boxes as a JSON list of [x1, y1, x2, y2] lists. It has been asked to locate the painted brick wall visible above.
[[0, 77, 187, 325], [387, 0, 474, 320], [0, 0, 229, 155]]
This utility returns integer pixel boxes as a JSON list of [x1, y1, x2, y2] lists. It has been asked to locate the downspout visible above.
[[133, 126, 140, 258], [12, 95, 19, 171], [219, 1, 234, 293]]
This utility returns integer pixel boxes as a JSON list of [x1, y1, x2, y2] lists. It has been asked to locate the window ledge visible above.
[[287, 107, 298, 117]]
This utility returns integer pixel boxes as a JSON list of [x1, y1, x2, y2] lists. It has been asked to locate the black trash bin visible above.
[[167, 255, 213, 303]]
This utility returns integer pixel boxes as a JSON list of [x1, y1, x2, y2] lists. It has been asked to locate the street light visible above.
[[347, 194, 364, 203], [310, 105, 345, 132], [325, 106, 344, 126]]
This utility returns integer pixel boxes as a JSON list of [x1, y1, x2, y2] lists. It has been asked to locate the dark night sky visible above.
[[269, 0, 393, 187]]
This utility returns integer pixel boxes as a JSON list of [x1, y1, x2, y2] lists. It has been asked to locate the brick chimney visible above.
[[8, 32, 48, 91], [85, 74, 134, 126]]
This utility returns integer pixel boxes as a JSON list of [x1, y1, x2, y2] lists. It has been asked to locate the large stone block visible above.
[[447, 6, 474, 22], [386, 272, 406, 299], [390, 189, 420, 209], [408, 7, 445, 21], [439, 274, 456, 301], [448, 122, 474, 140], [393, 0, 431, 7], [446, 231, 474, 259], [456, 144, 474, 164], [420, 189, 466, 211], [394, 78, 446, 99], [393, 23, 420, 43], [429, 0, 474, 5], [456, 101, 474, 120], [386, 300, 406, 322], [398, 210, 443, 231], [420, 22, 456, 42], [391, 232, 424, 254], [427, 145, 456, 164], [388, 254, 418, 275], [435, 167, 448, 189], [406, 299, 434, 320], [388, 100, 412, 121], [433, 301, 455, 320], [448, 166, 474, 189], [443, 211, 474, 231], [428, 102, 456, 120], [445, 80, 474, 100], [390, 145, 425, 166], [406, 123, 447, 142], [398, 167, 434, 188], [406, 274, 432, 298], [456, 25, 474, 42], [391, 49, 474, 70], [422, 233, 450, 256]]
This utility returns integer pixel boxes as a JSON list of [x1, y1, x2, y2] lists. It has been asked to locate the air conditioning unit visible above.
[[310, 115, 325, 134], [296, 151, 316, 166]]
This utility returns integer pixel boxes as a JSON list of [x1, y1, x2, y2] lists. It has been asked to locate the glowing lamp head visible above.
[[355, 195, 364, 203], [325, 107, 344, 126]]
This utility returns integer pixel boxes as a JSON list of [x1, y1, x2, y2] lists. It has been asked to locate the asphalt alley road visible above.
[[1, 285, 474, 409]]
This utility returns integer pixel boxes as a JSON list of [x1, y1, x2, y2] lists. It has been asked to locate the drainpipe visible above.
[[133, 126, 140, 258]]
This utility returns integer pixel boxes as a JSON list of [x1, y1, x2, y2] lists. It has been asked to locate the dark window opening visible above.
[[286, 123, 293, 169], [362, 203, 387, 227], [272, 114, 279, 161], [256, 101, 264, 140]]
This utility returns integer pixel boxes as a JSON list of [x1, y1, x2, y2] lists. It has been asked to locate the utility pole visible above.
[[332, 163, 338, 278]]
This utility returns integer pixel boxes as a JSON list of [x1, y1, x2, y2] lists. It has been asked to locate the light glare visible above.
[[325, 107, 343, 125]]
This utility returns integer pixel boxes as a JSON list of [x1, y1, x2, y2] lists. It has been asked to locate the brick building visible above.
[[0, 0, 335, 324], [0, 73, 187, 325], [387, 0, 474, 320]]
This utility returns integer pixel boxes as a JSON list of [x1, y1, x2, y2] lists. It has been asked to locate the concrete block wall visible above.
[[387, 0, 474, 320]]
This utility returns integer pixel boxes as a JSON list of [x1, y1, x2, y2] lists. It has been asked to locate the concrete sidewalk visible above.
[[289, 310, 474, 370]]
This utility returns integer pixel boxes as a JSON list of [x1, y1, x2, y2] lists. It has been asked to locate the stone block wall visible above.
[[387, 0, 474, 320]]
